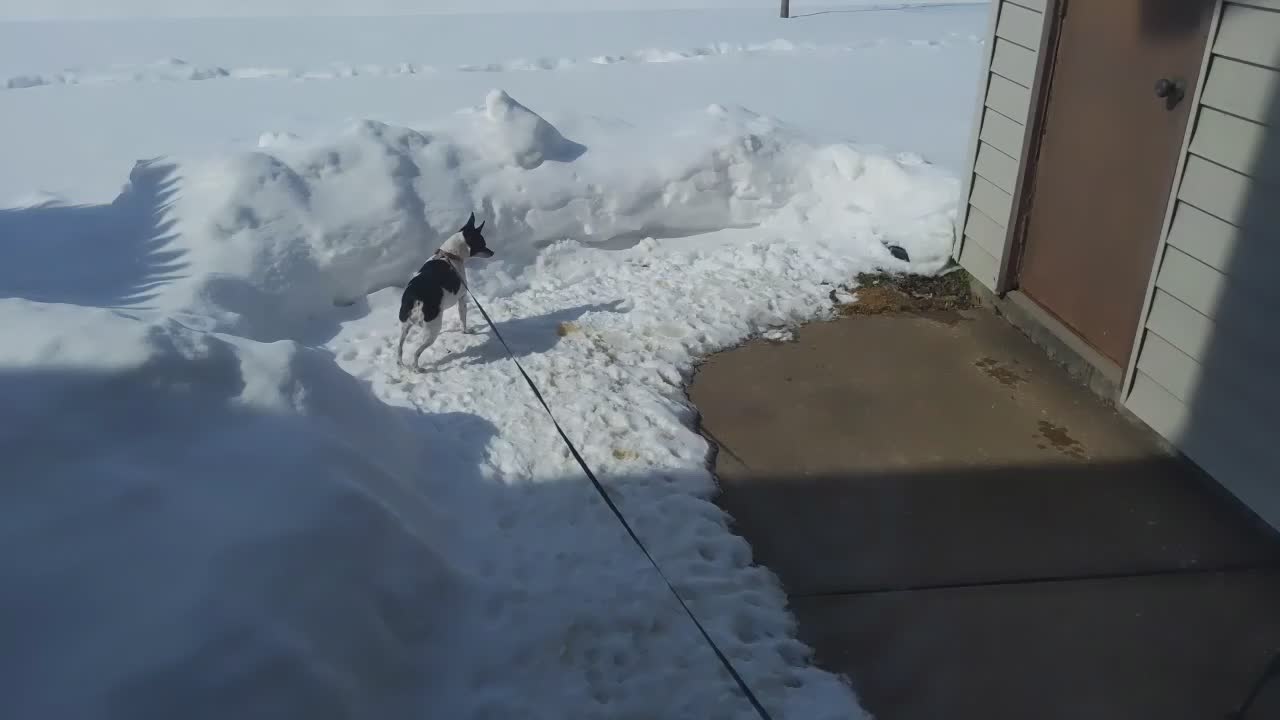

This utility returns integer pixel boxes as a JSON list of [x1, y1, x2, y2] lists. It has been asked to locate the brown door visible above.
[[1015, 0, 1217, 366]]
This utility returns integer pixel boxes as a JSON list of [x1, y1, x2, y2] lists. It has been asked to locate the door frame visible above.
[[994, 0, 1068, 296]]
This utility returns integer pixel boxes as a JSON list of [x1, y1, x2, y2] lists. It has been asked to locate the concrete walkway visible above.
[[689, 306, 1280, 719]]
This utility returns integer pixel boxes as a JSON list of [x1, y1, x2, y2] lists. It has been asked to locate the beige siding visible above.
[[1129, 370, 1280, 529], [985, 74, 1032, 120], [959, 241, 1000, 288], [1153, 246, 1224, 319], [1135, 332, 1200, 402], [1127, 372, 1190, 439], [975, 144, 1019, 193], [1177, 155, 1251, 225], [991, 38, 1038, 87], [964, 206, 1006, 258], [1165, 203, 1238, 273], [1144, 290, 1213, 363], [1006, 0, 1047, 11], [996, 2, 1042, 50], [1125, 1, 1280, 530], [1201, 57, 1279, 124], [979, 107, 1025, 160], [1214, 3, 1280, 67], [1189, 107, 1279, 181], [969, 176, 1014, 226], [954, 1, 1047, 291]]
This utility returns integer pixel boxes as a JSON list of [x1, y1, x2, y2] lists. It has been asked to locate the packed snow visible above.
[[1, 4, 984, 719]]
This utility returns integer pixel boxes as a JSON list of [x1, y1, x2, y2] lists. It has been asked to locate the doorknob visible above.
[[1154, 78, 1186, 110]]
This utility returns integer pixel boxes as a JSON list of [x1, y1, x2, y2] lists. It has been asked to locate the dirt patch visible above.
[[557, 321, 581, 337], [835, 268, 974, 319]]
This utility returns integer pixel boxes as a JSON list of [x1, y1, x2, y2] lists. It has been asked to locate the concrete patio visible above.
[[689, 300, 1280, 719]]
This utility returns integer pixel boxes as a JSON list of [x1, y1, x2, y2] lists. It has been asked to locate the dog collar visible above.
[[434, 249, 463, 264]]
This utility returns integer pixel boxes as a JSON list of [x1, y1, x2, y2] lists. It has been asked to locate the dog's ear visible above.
[[476, 220, 485, 232], [463, 212, 476, 230]]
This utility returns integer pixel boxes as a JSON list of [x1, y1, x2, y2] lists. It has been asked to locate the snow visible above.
[[0, 4, 985, 719], [0, 7, 985, 203], [1, 0, 984, 21]]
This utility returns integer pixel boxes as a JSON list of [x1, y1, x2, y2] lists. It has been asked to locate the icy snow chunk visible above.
[[257, 130, 301, 149], [484, 88, 586, 169]]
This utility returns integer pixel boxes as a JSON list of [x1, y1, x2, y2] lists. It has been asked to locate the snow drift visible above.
[[0, 89, 958, 719], [144, 90, 955, 343]]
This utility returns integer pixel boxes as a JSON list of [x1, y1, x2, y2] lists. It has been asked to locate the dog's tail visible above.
[[398, 294, 417, 323]]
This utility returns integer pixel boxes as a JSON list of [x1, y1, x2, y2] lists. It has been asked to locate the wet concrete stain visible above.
[[1038, 420, 1086, 459], [974, 357, 1025, 388]]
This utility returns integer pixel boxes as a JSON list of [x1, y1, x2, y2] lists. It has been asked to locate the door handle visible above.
[[1154, 78, 1186, 110]]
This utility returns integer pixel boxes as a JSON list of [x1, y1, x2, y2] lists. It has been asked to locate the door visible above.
[[1014, 0, 1217, 367]]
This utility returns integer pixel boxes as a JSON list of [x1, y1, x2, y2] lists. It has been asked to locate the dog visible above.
[[397, 213, 495, 369]]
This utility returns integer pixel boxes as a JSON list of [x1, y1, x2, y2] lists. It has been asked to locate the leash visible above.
[[460, 283, 776, 720], [1227, 650, 1280, 719], [454, 273, 1280, 720]]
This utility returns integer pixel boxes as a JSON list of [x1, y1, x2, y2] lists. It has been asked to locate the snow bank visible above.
[[147, 90, 953, 343], [1, 89, 957, 718]]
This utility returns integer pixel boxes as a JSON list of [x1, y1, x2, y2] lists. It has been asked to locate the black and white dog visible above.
[[397, 213, 495, 369]]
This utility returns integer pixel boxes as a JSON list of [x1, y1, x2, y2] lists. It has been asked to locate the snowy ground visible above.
[[0, 4, 985, 719]]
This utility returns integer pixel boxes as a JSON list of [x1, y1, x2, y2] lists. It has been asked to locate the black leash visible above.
[[461, 285, 775, 720], [1227, 650, 1280, 719]]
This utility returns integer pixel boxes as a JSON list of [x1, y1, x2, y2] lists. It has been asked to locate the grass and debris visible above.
[[834, 266, 974, 316]]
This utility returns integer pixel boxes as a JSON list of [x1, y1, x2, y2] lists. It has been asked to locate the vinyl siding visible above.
[[1125, 1, 1280, 530], [953, 0, 1050, 290]]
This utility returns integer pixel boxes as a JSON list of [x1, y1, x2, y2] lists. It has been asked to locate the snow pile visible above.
[[150, 91, 953, 343], [481, 89, 588, 169], [1, 89, 959, 719]]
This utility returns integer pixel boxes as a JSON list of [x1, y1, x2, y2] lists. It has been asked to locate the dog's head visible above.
[[461, 213, 494, 259]]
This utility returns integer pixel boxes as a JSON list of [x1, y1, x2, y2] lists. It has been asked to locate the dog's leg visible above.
[[457, 293, 468, 334], [412, 317, 442, 370], [396, 321, 412, 366]]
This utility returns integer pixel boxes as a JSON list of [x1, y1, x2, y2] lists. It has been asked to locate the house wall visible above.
[[953, 0, 1051, 290], [1123, 0, 1280, 529]]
